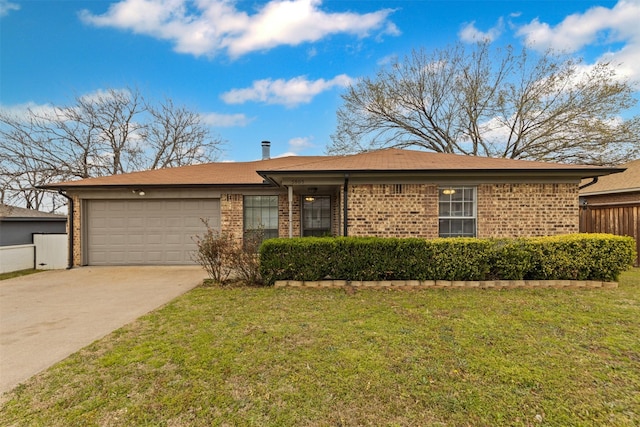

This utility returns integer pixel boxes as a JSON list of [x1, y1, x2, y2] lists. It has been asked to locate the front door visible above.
[[302, 195, 331, 236]]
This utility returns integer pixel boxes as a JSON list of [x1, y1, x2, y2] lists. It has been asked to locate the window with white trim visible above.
[[438, 186, 476, 237]]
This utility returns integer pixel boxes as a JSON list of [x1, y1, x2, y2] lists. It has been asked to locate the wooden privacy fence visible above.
[[579, 203, 640, 267]]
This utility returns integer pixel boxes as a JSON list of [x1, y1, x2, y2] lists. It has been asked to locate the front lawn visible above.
[[2, 269, 639, 426]]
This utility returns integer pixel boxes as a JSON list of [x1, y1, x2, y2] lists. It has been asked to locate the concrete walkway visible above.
[[0, 266, 206, 395]]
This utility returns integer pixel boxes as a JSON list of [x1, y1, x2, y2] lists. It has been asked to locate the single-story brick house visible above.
[[43, 144, 623, 267], [580, 159, 639, 266]]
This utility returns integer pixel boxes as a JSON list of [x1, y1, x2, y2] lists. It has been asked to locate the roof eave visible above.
[[39, 182, 278, 191], [258, 167, 625, 180], [1, 216, 67, 222], [580, 187, 640, 196]]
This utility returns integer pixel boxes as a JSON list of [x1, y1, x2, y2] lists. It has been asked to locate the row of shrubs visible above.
[[259, 234, 636, 286]]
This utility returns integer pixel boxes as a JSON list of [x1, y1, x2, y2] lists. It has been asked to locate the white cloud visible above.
[[0, 102, 57, 120], [377, 53, 398, 66], [220, 74, 353, 107], [289, 136, 315, 152], [79, 0, 397, 58], [459, 18, 504, 43], [200, 112, 252, 127], [0, 0, 19, 17], [516, 0, 640, 82], [274, 151, 297, 158]]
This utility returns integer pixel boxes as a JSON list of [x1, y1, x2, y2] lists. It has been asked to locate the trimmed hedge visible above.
[[259, 234, 636, 286]]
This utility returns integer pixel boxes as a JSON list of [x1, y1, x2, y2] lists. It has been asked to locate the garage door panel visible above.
[[166, 217, 182, 227], [128, 235, 144, 245], [147, 217, 163, 227], [125, 251, 144, 262], [166, 234, 182, 244], [108, 203, 125, 212], [127, 217, 144, 227], [87, 199, 220, 265]]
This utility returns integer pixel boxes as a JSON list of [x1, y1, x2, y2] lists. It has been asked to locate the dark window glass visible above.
[[302, 196, 331, 237], [244, 196, 278, 240]]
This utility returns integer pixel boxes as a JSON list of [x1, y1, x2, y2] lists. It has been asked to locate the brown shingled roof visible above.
[[46, 156, 327, 188], [580, 159, 640, 195], [260, 148, 613, 172], [44, 148, 622, 189]]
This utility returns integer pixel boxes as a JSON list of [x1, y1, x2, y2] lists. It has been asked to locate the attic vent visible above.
[[391, 184, 403, 194]]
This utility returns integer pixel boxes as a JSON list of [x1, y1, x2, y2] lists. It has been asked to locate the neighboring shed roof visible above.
[[0, 204, 67, 221], [43, 148, 623, 189], [580, 159, 640, 196]]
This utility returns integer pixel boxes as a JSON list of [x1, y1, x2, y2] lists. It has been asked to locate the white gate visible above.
[[34, 234, 68, 270]]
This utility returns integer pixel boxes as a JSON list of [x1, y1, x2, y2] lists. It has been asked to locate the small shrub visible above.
[[191, 219, 236, 284], [232, 230, 264, 286], [193, 222, 267, 286]]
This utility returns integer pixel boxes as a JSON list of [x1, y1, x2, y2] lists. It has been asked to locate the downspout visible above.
[[579, 177, 598, 190], [343, 174, 349, 237], [58, 189, 74, 269]]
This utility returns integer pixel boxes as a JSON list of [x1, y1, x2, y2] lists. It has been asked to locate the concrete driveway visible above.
[[0, 266, 206, 395]]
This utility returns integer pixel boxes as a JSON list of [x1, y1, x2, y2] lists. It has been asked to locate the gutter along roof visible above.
[[580, 159, 640, 195], [43, 148, 624, 190]]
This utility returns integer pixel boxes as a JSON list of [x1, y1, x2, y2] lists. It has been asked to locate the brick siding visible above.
[[72, 195, 82, 266], [344, 184, 439, 238], [220, 193, 244, 242], [477, 183, 579, 238], [335, 183, 578, 239], [278, 193, 301, 238]]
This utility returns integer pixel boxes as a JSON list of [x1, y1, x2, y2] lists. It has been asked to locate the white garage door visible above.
[[87, 199, 220, 265]]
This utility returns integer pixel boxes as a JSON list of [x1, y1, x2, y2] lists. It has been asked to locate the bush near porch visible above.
[[259, 234, 636, 285]]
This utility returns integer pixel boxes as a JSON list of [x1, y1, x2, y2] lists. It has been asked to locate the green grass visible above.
[[0, 269, 40, 281], [2, 269, 639, 426]]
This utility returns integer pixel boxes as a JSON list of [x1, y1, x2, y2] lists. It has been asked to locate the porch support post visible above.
[[288, 185, 293, 238], [343, 174, 349, 236]]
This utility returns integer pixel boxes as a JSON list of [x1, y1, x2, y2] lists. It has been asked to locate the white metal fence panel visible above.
[[0, 244, 35, 274], [34, 234, 68, 270]]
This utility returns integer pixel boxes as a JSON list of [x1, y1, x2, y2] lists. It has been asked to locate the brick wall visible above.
[[72, 195, 82, 266], [331, 192, 341, 237], [278, 193, 301, 238], [220, 193, 244, 242], [341, 182, 578, 239], [477, 183, 579, 238], [345, 184, 439, 238]]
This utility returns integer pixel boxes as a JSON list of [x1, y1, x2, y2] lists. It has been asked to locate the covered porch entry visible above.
[[280, 177, 347, 238]]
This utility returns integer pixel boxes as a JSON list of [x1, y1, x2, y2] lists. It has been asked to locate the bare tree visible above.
[[0, 88, 223, 211], [142, 98, 221, 170], [329, 42, 640, 165]]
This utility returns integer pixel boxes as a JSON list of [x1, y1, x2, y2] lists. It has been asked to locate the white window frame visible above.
[[438, 186, 477, 238]]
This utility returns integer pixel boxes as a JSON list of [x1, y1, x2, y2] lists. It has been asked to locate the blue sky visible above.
[[1, 0, 639, 162]]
